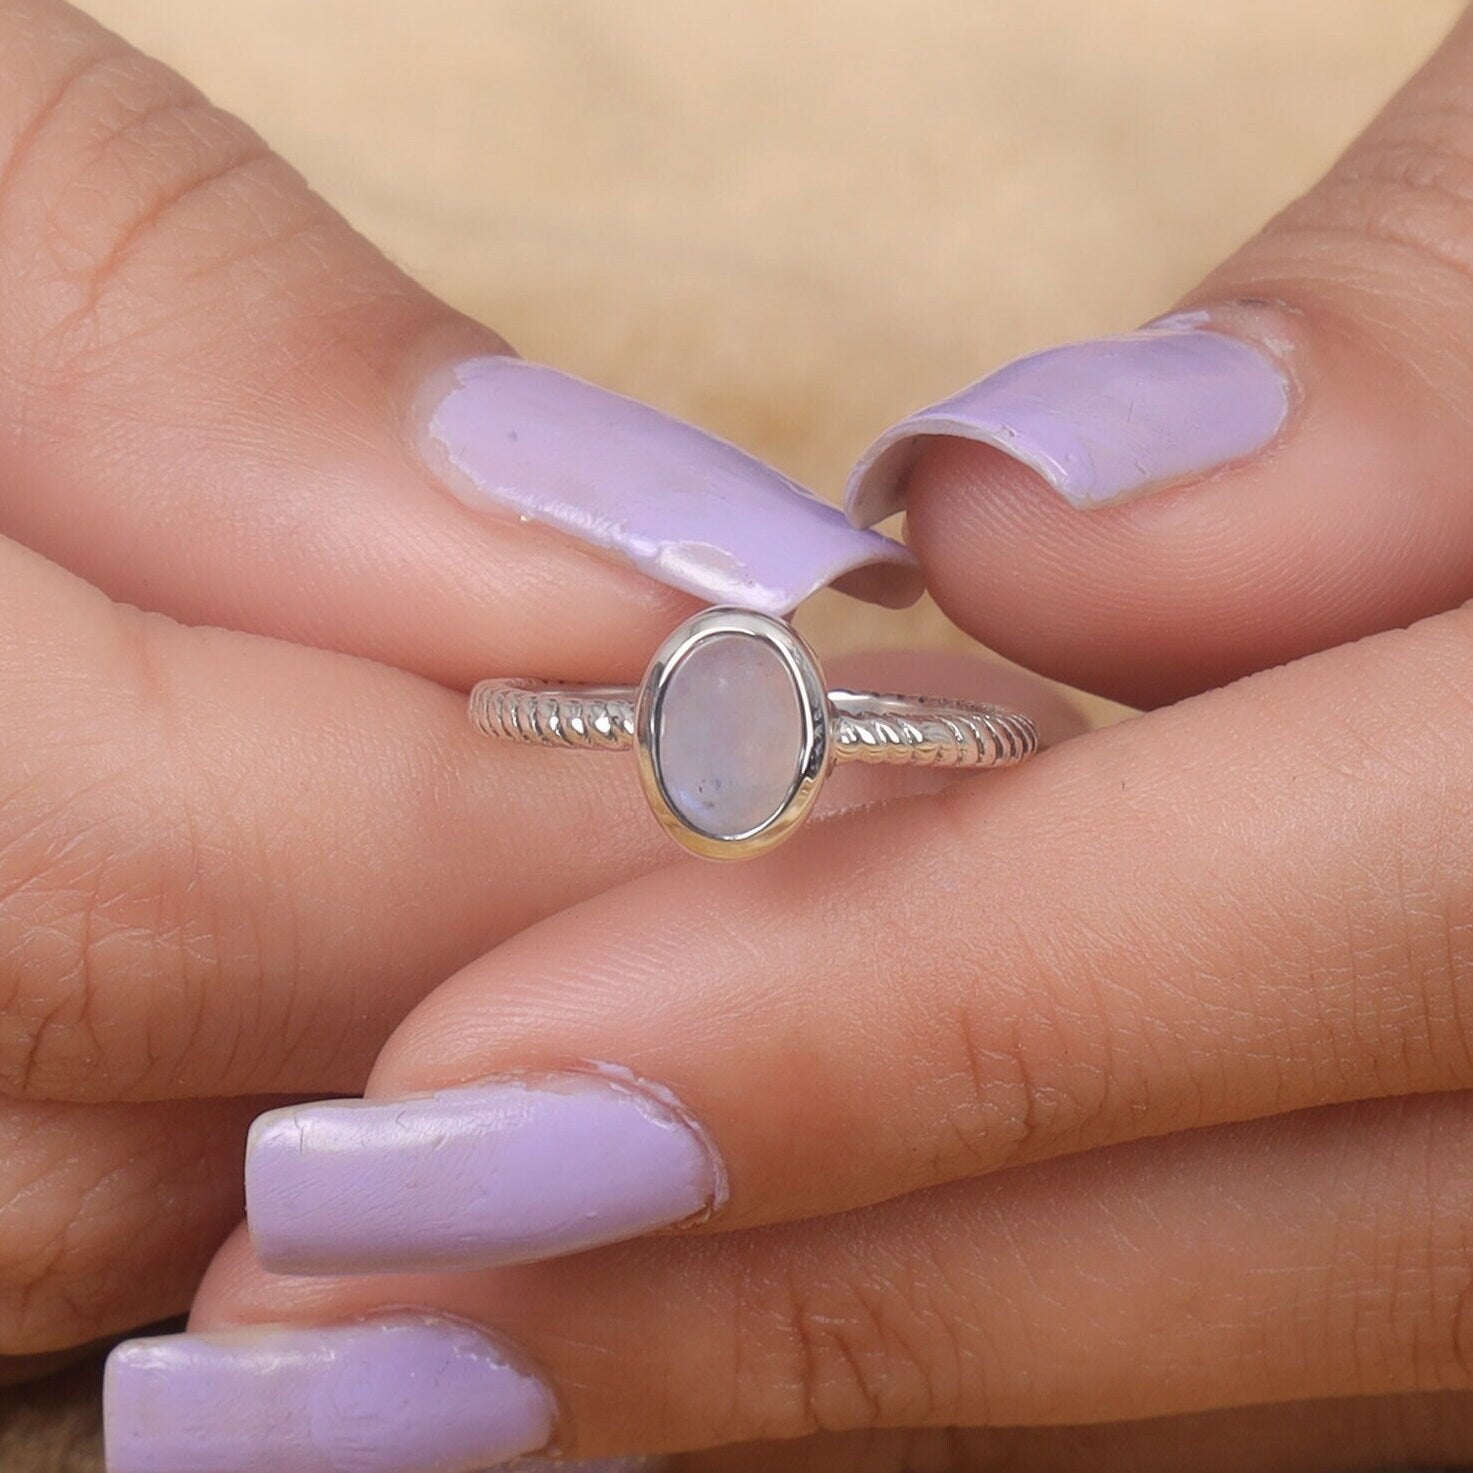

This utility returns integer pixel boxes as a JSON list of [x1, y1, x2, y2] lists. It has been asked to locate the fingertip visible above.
[[185, 1223, 257, 1330], [902, 436, 1155, 697], [902, 431, 1319, 708]]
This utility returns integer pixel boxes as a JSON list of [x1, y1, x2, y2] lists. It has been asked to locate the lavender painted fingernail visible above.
[[246, 1072, 724, 1275], [418, 355, 920, 616], [104, 1317, 554, 1473], [844, 316, 1291, 524]]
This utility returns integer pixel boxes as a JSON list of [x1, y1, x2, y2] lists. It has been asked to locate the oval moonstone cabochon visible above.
[[655, 631, 806, 840]]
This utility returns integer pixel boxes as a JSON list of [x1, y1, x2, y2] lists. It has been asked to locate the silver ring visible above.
[[469, 607, 1039, 861]]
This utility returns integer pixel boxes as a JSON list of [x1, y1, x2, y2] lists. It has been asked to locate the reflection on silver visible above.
[[470, 607, 1038, 861]]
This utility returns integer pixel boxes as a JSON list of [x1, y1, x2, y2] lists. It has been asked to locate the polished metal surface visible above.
[[470, 607, 1039, 860], [471, 683, 1038, 769]]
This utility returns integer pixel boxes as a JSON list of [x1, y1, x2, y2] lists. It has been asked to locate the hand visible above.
[[136, 7, 1473, 1471], [0, 0, 916, 1371]]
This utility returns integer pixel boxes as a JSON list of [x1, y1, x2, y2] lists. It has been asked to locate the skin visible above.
[[192, 3, 1473, 1468], [0, 0, 704, 1356], [10, 2, 1473, 1472], [0, 0, 1071, 1365]]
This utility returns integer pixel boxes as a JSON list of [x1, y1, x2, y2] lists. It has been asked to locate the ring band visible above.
[[470, 607, 1039, 860], [469, 687, 1037, 766]]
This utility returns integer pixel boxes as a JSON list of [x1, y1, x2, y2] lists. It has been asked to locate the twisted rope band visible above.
[[470, 680, 1038, 769], [469, 682, 636, 752], [828, 691, 1039, 768]]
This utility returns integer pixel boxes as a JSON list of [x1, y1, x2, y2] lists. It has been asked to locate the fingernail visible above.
[[246, 1071, 725, 1274], [417, 355, 920, 616], [104, 1316, 554, 1473], [844, 314, 1291, 523]]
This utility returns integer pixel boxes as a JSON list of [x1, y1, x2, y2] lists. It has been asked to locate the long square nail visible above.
[[845, 316, 1291, 523], [246, 1073, 723, 1274], [418, 355, 920, 615], [104, 1317, 554, 1473]]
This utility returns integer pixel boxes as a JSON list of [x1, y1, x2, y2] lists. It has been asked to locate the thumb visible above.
[[845, 6, 1473, 708]]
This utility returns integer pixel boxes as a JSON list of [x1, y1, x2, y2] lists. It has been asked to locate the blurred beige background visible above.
[[2, 0, 1465, 1462]]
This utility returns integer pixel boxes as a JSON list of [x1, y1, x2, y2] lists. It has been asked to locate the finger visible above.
[[178, 1094, 1473, 1462], [0, 532, 672, 1101], [239, 598, 1473, 1272], [675, 1395, 1473, 1473], [0, 1, 915, 688], [0, 534, 1058, 1104], [844, 8, 1473, 707], [0, 1094, 259, 1356]]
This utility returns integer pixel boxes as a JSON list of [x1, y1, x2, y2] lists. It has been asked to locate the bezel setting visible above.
[[635, 607, 831, 861]]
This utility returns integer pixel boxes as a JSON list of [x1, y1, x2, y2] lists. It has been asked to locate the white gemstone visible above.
[[657, 632, 805, 839]]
